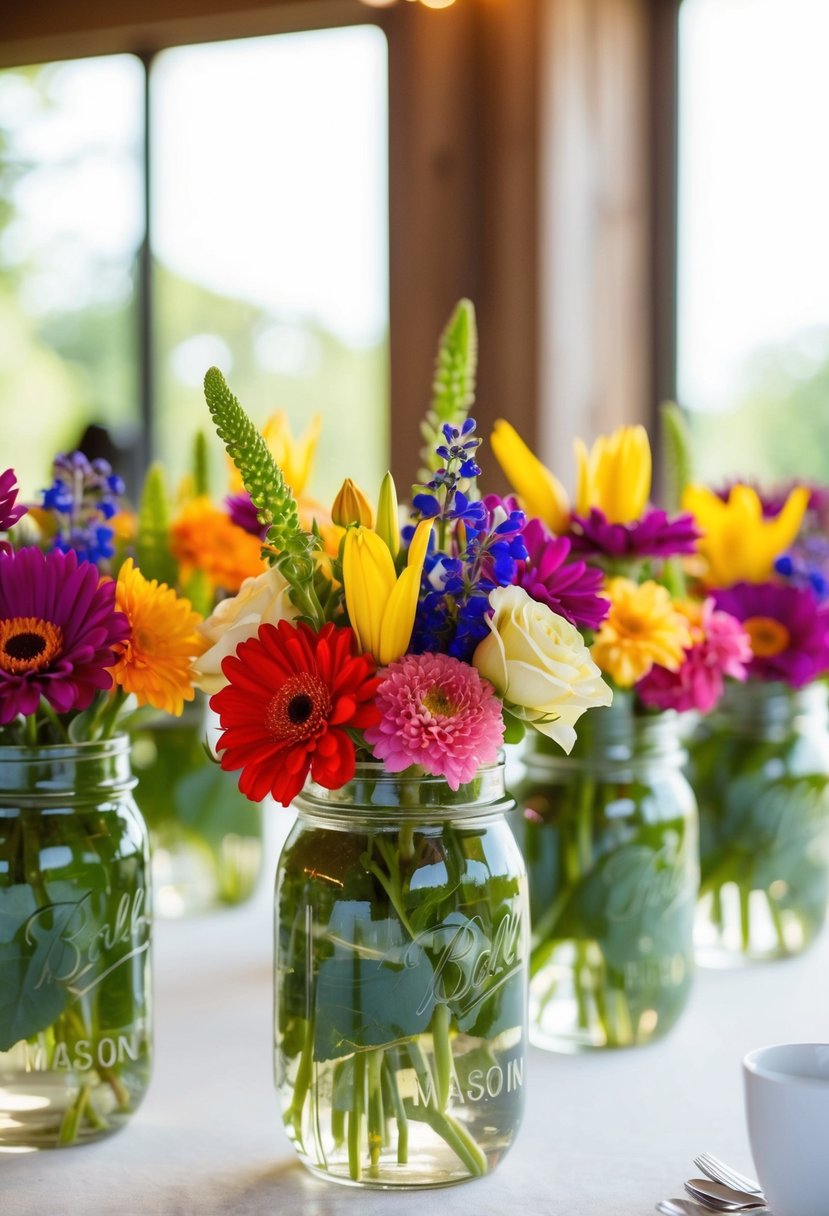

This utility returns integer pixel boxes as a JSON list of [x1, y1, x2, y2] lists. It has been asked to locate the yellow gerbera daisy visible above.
[[171, 496, 266, 594], [682, 482, 810, 587], [591, 578, 692, 687], [110, 559, 205, 715]]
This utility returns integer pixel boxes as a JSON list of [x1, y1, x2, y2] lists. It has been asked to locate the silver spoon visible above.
[[685, 1178, 769, 1211], [657, 1201, 713, 1216]]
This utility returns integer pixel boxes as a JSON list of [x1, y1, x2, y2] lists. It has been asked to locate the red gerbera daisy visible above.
[[211, 619, 381, 806]]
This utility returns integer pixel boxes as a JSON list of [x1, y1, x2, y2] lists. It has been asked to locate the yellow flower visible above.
[[331, 478, 375, 528], [490, 419, 570, 533], [682, 483, 810, 587], [110, 559, 205, 715], [342, 519, 433, 665], [591, 578, 691, 687], [229, 410, 321, 498], [473, 585, 612, 753], [574, 425, 651, 523], [171, 496, 266, 594]]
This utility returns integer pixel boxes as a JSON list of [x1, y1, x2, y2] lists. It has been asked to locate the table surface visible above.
[[4, 812, 827, 1216]]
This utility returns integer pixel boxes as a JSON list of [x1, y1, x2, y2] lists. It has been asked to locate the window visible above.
[[0, 26, 389, 503], [678, 0, 829, 484]]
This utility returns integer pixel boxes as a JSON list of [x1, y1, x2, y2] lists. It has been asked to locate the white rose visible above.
[[190, 565, 298, 694], [473, 585, 612, 753]]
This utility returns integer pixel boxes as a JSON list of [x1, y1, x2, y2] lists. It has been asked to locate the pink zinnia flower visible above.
[[365, 652, 504, 790], [0, 468, 25, 555], [636, 600, 752, 714]]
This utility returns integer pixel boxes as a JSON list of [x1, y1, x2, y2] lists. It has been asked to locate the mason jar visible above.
[[0, 736, 152, 1149], [131, 692, 264, 918], [513, 703, 698, 1052], [690, 680, 829, 966], [274, 761, 528, 1188]]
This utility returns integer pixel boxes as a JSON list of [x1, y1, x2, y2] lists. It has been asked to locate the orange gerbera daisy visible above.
[[171, 496, 266, 594], [110, 559, 205, 715], [591, 578, 692, 688]]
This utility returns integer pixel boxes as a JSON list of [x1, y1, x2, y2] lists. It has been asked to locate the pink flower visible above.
[[636, 600, 752, 714], [365, 652, 504, 790]]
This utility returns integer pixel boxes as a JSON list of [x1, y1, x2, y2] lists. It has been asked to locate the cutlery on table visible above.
[[684, 1178, 769, 1211], [657, 1201, 715, 1216], [693, 1153, 765, 1199]]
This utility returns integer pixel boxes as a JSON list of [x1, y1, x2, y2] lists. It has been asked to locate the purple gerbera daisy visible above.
[[712, 580, 829, 688], [517, 518, 609, 630], [568, 507, 700, 561], [0, 547, 130, 724], [0, 469, 26, 555]]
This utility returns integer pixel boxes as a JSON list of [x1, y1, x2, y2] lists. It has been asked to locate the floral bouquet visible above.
[[0, 463, 204, 1147], [682, 478, 829, 962], [490, 414, 752, 1047], [196, 300, 612, 1184]]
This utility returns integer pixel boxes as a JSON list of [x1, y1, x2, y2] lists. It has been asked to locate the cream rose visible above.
[[473, 585, 612, 752], [190, 565, 298, 694]]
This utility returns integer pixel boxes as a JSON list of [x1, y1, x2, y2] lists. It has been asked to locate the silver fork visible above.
[[694, 1153, 765, 1199]]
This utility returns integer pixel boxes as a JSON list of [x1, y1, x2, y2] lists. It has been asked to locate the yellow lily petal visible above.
[[342, 526, 397, 657], [332, 478, 375, 528], [575, 425, 651, 523], [378, 519, 433, 665], [491, 420, 570, 533], [682, 482, 810, 587], [375, 471, 400, 558]]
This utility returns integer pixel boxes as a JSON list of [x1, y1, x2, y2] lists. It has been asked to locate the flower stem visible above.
[[431, 1003, 452, 1111], [58, 1084, 90, 1146], [739, 882, 752, 953], [367, 1050, 384, 1177], [382, 1058, 409, 1165], [348, 1051, 366, 1182]]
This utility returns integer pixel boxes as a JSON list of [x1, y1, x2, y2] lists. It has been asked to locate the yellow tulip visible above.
[[228, 410, 321, 497], [490, 420, 570, 533], [331, 478, 375, 528], [375, 471, 401, 558], [343, 519, 433, 665], [574, 425, 651, 523], [682, 483, 810, 587]]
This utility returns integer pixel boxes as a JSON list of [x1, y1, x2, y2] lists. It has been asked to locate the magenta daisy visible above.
[[0, 547, 130, 724], [637, 600, 751, 713], [365, 652, 504, 790], [712, 581, 829, 688], [568, 507, 700, 561], [0, 468, 26, 555], [517, 518, 609, 630]]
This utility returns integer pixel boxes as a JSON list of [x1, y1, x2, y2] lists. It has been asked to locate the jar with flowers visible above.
[[492, 414, 753, 1049], [683, 481, 829, 964], [0, 463, 203, 1147], [199, 300, 613, 1186]]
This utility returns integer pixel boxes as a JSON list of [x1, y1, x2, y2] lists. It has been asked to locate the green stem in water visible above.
[[348, 1051, 366, 1182], [739, 882, 752, 954], [285, 1017, 313, 1148], [367, 1050, 384, 1177], [431, 1003, 452, 1111], [767, 890, 787, 953], [58, 1083, 90, 1146], [382, 1057, 409, 1165]]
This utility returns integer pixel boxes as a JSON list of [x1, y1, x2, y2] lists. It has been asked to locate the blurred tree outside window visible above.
[[0, 25, 389, 507], [678, 0, 829, 487]]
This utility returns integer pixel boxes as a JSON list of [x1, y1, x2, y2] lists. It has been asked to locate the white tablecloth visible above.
[[4, 813, 827, 1216]]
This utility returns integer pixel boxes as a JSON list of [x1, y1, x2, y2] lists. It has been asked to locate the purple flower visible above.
[[712, 581, 829, 688], [0, 469, 26, 555], [517, 518, 609, 630], [0, 547, 130, 724], [225, 492, 268, 539], [568, 507, 700, 561]]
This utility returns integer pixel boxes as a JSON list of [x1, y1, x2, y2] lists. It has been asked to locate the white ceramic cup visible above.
[[743, 1043, 829, 1216]]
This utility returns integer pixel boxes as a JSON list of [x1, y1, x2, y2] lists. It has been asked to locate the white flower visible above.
[[190, 565, 298, 694], [473, 585, 612, 752]]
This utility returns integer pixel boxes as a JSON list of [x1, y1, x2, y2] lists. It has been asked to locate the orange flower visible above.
[[110, 559, 205, 715], [171, 496, 265, 594]]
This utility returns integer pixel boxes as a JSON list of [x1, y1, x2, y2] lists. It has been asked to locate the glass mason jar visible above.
[[690, 680, 829, 966], [131, 692, 263, 918], [0, 737, 152, 1149], [275, 761, 528, 1188], [513, 703, 699, 1052]]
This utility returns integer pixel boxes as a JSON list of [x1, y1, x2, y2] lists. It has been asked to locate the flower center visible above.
[[265, 674, 331, 741], [422, 688, 458, 717], [0, 617, 64, 674], [743, 615, 790, 658]]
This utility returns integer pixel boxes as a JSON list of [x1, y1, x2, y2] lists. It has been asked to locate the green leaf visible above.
[[502, 712, 526, 747], [419, 299, 478, 478], [192, 430, 210, 497], [135, 463, 178, 587], [203, 367, 310, 561], [660, 401, 694, 514]]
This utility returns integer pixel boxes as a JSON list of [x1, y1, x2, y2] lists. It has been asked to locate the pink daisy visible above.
[[365, 652, 504, 790], [637, 600, 752, 714]]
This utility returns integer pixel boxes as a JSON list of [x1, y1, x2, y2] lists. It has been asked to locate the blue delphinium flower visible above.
[[41, 452, 125, 566], [776, 536, 829, 602]]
